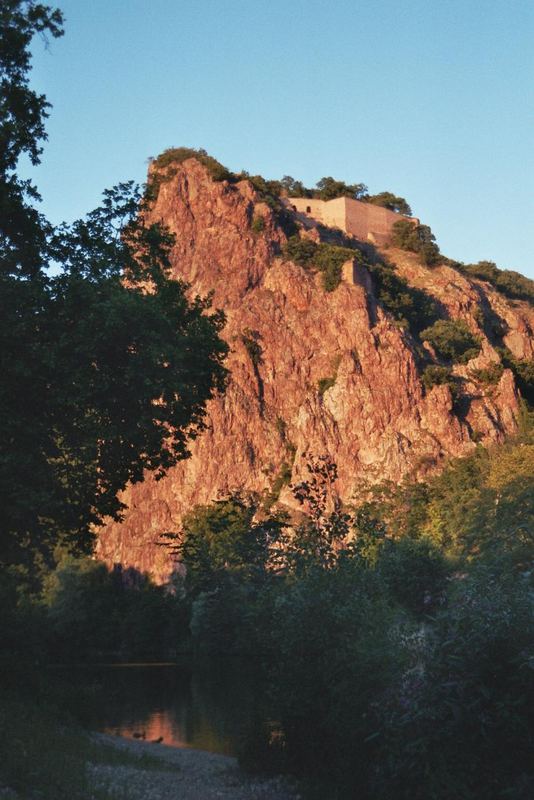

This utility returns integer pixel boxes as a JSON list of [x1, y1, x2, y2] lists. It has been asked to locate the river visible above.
[[61, 658, 268, 757]]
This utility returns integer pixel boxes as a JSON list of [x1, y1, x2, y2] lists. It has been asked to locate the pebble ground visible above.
[[89, 733, 301, 800]]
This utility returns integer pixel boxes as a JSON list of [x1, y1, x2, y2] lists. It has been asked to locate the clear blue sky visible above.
[[26, 0, 533, 277]]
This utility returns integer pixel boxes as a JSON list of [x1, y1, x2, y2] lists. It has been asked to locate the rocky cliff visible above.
[[96, 156, 534, 581]]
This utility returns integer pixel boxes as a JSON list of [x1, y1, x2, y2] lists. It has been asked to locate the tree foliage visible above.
[[498, 347, 534, 407], [457, 259, 534, 306], [282, 235, 359, 291], [420, 318, 481, 363], [176, 497, 285, 597], [391, 218, 440, 265], [314, 175, 368, 201], [0, 3, 228, 570], [368, 260, 439, 334], [0, 0, 63, 280], [366, 191, 412, 216]]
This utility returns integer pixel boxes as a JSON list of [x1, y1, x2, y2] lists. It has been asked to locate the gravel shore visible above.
[[89, 733, 300, 800]]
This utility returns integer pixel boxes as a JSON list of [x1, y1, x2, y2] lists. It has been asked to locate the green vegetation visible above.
[[239, 172, 286, 209], [422, 364, 454, 391], [366, 191, 412, 216], [150, 146, 233, 181], [470, 362, 505, 385], [241, 328, 263, 366], [3, 6, 534, 800], [170, 452, 534, 798], [146, 146, 234, 198], [391, 218, 440, 265], [283, 235, 441, 337], [317, 375, 336, 396], [178, 499, 268, 597], [281, 235, 318, 265], [456, 259, 534, 305], [263, 461, 293, 510], [1, 3, 228, 576], [273, 461, 292, 492], [368, 260, 440, 334], [275, 415, 287, 439], [42, 557, 187, 660], [420, 318, 481, 363], [280, 176, 412, 215], [251, 214, 265, 233], [282, 235, 359, 291], [371, 425, 534, 559], [279, 174, 367, 200], [498, 348, 534, 406], [0, 681, 172, 800], [314, 176, 368, 201]]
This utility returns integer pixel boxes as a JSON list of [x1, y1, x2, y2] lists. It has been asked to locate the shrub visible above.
[[42, 557, 183, 660], [151, 147, 233, 182], [317, 375, 336, 396], [237, 173, 284, 210], [422, 364, 453, 390], [420, 319, 481, 363], [273, 461, 292, 492], [314, 244, 356, 291], [369, 262, 439, 335], [391, 219, 440, 265], [263, 459, 294, 512], [498, 348, 534, 406], [251, 215, 265, 234], [282, 236, 356, 292], [282, 236, 318, 266], [241, 328, 263, 367], [179, 499, 264, 596], [380, 570, 534, 799], [376, 537, 450, 615], [470, 362, 504, 385], [275, 416, 287, 439], [280, 175, 312, 198], [457, 260, 534, 305], [145, 147, 235, 201], [266, 564, 403, 796]]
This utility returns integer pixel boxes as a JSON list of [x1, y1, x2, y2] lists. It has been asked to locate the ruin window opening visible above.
[[306, 206, 311, 213]]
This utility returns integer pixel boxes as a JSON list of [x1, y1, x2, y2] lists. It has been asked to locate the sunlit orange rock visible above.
[[96, 158, 533, 581]]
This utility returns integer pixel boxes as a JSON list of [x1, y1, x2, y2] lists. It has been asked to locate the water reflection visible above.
[[70, 659, 265, 756]]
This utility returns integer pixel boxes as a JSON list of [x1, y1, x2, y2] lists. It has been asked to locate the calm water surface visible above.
[[66, 659, 267, 756]]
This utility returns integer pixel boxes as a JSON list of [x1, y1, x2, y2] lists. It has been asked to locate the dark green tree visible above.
[[315, 176, 368, 201], [177, 497, 283, 597], [0, 0, 63, 279], [391, 218, 440, 265], [0, 3, 228, 570], [280, 175, 310, 197], [366, 191, 412, 216], [420, 318, 481, 363]]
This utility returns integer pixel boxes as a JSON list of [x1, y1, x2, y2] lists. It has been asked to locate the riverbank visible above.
[[89, 733, 300, 800], [0, 680, 299, 800]]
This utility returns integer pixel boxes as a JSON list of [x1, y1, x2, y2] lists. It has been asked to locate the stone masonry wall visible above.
[[285, 196, 414, 245]]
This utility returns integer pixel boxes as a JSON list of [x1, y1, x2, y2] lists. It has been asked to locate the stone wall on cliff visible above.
[[95, 158, 533, 581]]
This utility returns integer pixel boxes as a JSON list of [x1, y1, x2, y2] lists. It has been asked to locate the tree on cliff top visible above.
[[0, 2, 228, 573], [366, 191, 412, 216], [315, 176, 368, 201]]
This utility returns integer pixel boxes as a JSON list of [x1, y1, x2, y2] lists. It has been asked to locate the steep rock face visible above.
[[96, 159, 528, 581]]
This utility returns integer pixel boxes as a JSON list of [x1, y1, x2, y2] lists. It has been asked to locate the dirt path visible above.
[[89, 733, 300, 800]]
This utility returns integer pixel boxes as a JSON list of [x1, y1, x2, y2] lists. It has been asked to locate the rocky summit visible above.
[[96, 153, 534, 581]]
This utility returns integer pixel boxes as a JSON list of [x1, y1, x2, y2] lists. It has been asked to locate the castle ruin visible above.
[[283, 196, 417, 246]]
